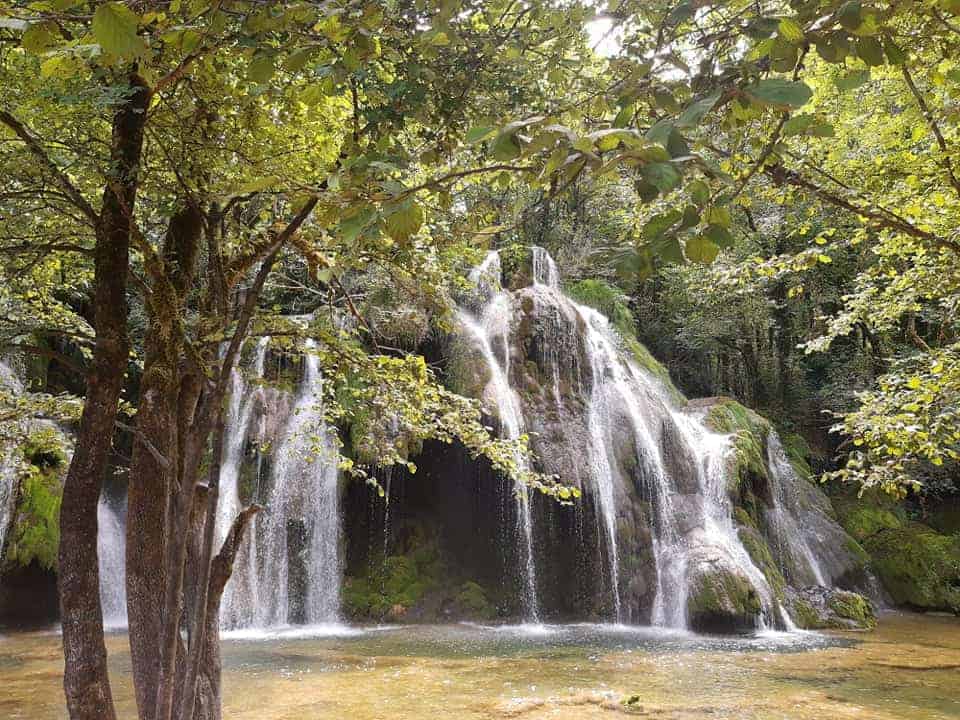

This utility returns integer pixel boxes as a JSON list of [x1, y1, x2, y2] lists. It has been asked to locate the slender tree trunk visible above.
[[127, 208, 203, 720], [178, 408, 227, 720], [59, 77, 149, 720]]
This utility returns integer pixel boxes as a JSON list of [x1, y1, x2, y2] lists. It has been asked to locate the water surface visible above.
[[2, 614, 959, 719]]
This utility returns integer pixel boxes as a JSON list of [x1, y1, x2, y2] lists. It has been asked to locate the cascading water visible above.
[[459, 251, 542, 623], [218, 338, 270, 628], [765, 434, 828, 587], [220, 336, 343, 629], [97, 492, 128, 628], [461, 247, 815, 629], [1, 358, 127, 625], [0, 360, 24, 556]]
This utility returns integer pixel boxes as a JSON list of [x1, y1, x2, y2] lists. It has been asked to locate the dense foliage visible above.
[[1, 0, 959, 717]]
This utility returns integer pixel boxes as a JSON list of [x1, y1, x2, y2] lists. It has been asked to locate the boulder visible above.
[[788, 586, 876, 630], [686, 559, 763, 633]]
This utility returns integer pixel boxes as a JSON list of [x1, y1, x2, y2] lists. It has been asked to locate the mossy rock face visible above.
[[453, 581, 496, 619], [500, 244, 534, 290], [788, 587, 876, 630], [703, 398, 770, 493], [737, 526, 786, 603], [686, 562, 763, 633], [4, 427, 68, 571], [841, 506, 903, 543], [864, 523, 960, 613]]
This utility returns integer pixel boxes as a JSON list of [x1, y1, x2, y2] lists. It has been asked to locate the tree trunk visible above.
[[59, 77, 149, 720], [126, 207, 203, 720]]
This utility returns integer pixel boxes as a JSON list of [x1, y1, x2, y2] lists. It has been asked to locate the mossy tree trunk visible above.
[[57, 77, 150, 720]]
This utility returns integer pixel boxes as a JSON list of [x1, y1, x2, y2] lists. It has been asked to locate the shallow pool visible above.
[[2, 613, 959, 719]]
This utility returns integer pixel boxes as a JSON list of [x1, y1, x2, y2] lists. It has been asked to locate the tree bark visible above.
[[59, 76, 149, 720], [126, 207, 204, 720], [178, 407, 227, 720]]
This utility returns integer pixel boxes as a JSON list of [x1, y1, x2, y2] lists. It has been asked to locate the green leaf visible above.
[[641, 162, 681, 192], [248, 54, 276, 84], [613, 103, 634, 129], [679, 204, 700, 230], [384, 201, 424, 242], [491, 131, 522, 160], [92, 2, 144, 59], [465, 126, 496, 144], [745, 79, 813, 109], [778, 17, 805, 42], [703, 223, 735, 248], [706, 205, 732, 227], [783, 113, 835, 137], [815, 33, 850, 63], [649, 234, 684, 264], [882, 35, 906, 65], [688, 179, 710, 207], [838, 0, 863, 32], [856, 36, 884, 66], [686, 234, 720, 264], [22, 22, 58, 55], [834, 68, 870, 91], [283, 48, 314, 72], [642, 209, 682, 240], [676, 90, 722, 128], [646, 119, 674, 147]]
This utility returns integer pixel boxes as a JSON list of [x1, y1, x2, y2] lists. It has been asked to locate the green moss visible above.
[[828, 591, 877, 629], [791, 599, 821, 629], [687, 567, 762, 630], [565, 279, 683, 403], [781, 432, 813, 480], [841, 506, 903, 543], [706, 399, 770, 489], [342, 536, 444, 620], [565, 279, 636, 338], [5, 429, 67, 571], [864, 523, 960, 613], [738, 526, 786, 602], [455, 581, 495, 619], [733, 506, 755, 528]]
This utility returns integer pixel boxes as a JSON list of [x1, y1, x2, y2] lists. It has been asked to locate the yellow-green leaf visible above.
[[92, 2, 144, 59]]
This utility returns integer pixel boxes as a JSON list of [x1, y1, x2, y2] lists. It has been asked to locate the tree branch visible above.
[[0, 110, 100, 227], [900, 63, 960, 198]]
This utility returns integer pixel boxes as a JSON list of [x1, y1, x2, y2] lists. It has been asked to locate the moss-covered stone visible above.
[[686, 565, 762, 633], [343, 549, 437, 620], [705, 398, 770, 490], [828, 590, 876, 629], [738, 526, 786, 603], [840, 505, 903, 543], [4, 428, 68, 571], [789, 587, 876, 630], [781, 432, 814, 480], [864, 523, 960, 613], [733, 506, 755, 528], [454, 581, 495, 619]]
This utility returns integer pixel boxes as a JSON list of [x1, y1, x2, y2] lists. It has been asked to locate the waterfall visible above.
[[0, 447, 17, 562], [458, 247, 812, 629], [765, 434, 828, 587], [218, 338, 269, 628], [0, 360, 24, 556], [460, 251, 542, 623], [97, 492, 128, 628], [220, 336, 343, 629], [570, 295, 787, 629]]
